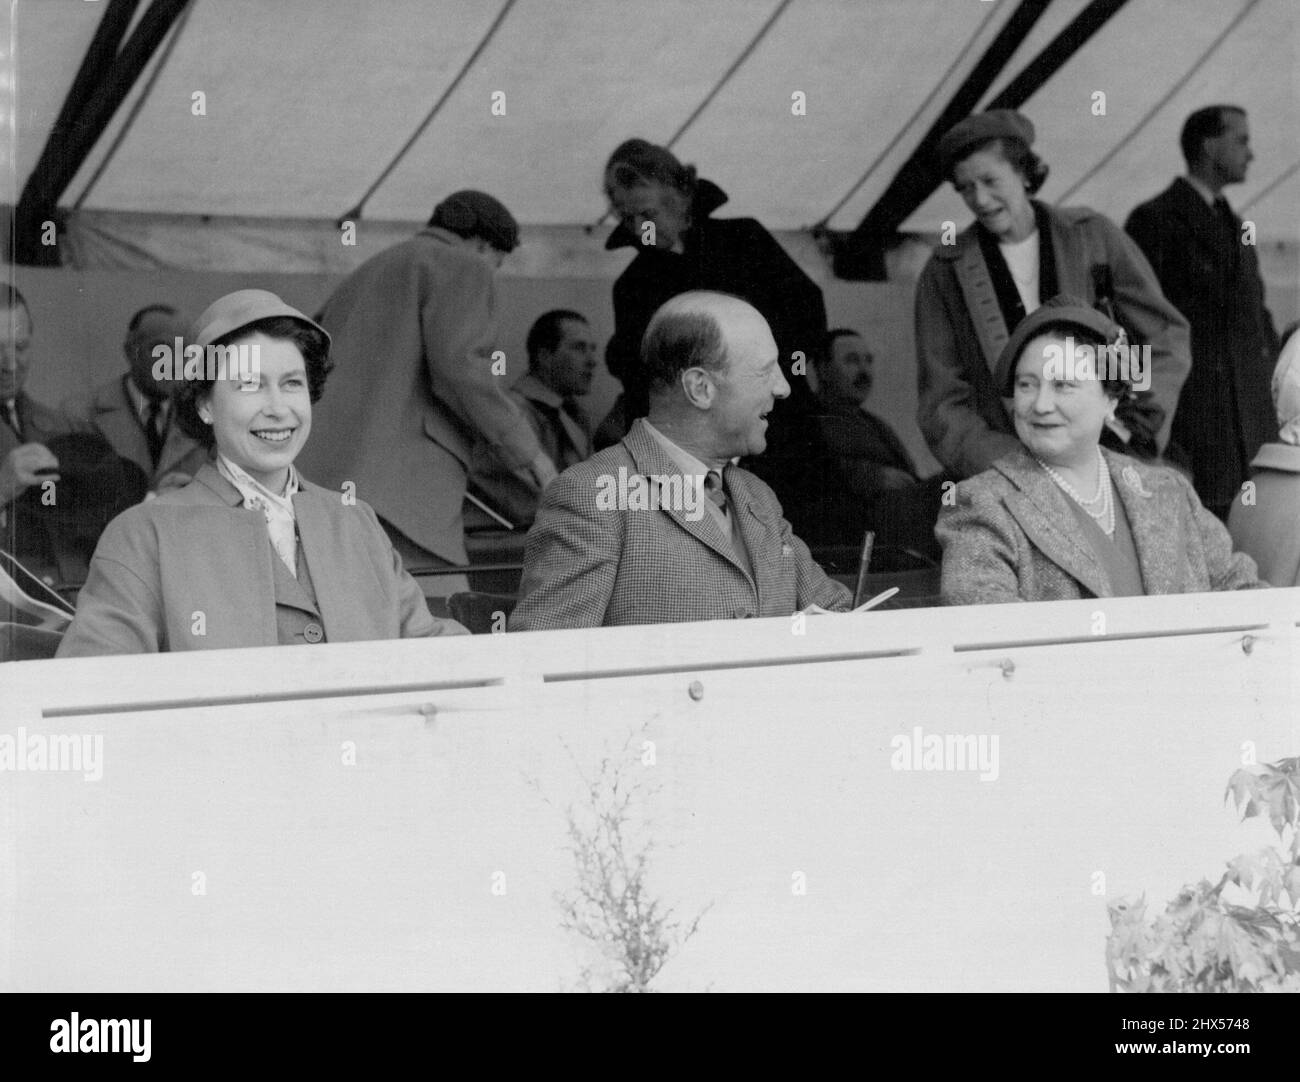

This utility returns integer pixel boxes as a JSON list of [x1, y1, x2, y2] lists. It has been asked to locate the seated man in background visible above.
[[469, 308, 597, 527], [1, 286, 64, 529], [62, 304, 210, 494], [510, 291, 851, 629], [812, 327, 947, 561]]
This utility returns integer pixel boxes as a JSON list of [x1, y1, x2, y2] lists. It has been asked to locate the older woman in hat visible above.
[[937, 296, 1260, 605], [915, 110, 1192, 481], [57, 290, 467, 655], [1229, 329, 1300, 585]]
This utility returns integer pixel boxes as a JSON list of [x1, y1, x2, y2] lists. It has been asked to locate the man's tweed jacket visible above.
[[509, 419, 851, 629], [936, 445, 1262, 605]]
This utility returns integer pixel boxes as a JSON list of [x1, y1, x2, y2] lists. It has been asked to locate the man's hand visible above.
[[513, 452, 559, 492], [0, 443, 59, 501]]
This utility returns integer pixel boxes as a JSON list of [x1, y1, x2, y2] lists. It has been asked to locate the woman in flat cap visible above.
[[937, 295, 1260, 604], [57, 290, 468, 655], [915, 110, 1192, 481]]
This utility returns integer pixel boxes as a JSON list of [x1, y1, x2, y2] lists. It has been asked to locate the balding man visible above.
[[509, 292, 850, 629], [62, 305, 210, 493]]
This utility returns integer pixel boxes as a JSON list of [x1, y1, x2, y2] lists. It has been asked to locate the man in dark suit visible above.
[[510, 292, 850, 630], [1, 286, 65, 522], [812, 327, 947, 560], [1126, 105, 1280, 520], [469, 309, 597, 527], [62, 305, 209, 494]]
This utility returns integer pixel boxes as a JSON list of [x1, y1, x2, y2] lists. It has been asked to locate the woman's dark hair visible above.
[[603, 138, 697, 199], [174, 316, 332, 446], [949, 136, 1050, 195]]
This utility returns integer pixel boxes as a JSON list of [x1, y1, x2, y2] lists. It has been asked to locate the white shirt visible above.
[[998, 229, 1041, 314]]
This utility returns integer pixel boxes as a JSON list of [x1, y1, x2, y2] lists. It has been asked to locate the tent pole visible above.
[[14, 0, 191, 265]]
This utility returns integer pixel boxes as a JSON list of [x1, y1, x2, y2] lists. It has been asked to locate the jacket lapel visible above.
[[624, 421, 754, 581], [728, 469, 779, 600], [1105, 449, 1181, 594], [997, 450, 1110, 598]]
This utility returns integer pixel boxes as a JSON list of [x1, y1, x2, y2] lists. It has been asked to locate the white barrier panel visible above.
[[2, 590, 1298, 991]]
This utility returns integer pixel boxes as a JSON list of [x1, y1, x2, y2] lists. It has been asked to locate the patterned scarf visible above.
[[216, 454, 301, 576]]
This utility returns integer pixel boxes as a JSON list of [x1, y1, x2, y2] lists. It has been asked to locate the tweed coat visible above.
[[937, 446, 1261, 605], [56, 463, 467, 655], [1227, 443, 1300, 587], [1126, 179, 1280, 509], [914, 202, 1191, 480], [508, 419, 851, 629], [62, 375, 210, 490], [295, 226, 542, 564]]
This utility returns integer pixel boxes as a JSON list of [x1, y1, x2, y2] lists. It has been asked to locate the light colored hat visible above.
[[1272, 331, 1300, 446], [190, 289, 328, 349]]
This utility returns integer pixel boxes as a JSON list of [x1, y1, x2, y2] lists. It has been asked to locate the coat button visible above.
[[303, 623, 324, 644]]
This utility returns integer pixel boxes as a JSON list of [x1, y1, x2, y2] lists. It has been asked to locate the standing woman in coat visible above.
[[914, 110, 1192, 481], [596, 138, 855, 545], [57, 290, 467, 656]]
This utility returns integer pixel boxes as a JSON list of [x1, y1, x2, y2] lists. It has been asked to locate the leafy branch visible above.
[[1106, 757, 1300, 993]]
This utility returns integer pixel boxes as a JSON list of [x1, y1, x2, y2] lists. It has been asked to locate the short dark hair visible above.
[[820, 328, 863, 367], [1180, 105, 1246, 165], [604, 138, 697, 200], [174, 316, 333, 446], [526, 309, 587, 367], [127, 304, 178, 333], [641, 306, 728, 391], [946, 136, 1050, 195]]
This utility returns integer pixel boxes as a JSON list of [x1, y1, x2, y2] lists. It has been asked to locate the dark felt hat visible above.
[[937, 109, 1036, 173], [429, 190, 520, 253], [995, 294, 1123, 395]]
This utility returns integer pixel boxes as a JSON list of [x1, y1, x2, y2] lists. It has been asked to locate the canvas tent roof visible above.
[[5, 0, 1298, 270]]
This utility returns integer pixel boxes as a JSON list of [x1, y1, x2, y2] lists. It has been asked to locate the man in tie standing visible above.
[[1126, 106, 1280, 520], [510, 291, 850, 629], [62, 305, 209, 494], [0, 286, 64, 521]]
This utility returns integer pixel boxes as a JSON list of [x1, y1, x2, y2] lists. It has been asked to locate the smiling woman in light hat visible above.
[[914, 109, 1192, 482], [937, 294, 1262, 605], [57, 290, 467, 655]]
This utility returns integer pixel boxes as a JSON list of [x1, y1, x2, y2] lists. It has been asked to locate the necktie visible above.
[[1215, 197, 1241, 274], [2, 399, 19, 439], [143, 397, 165, 467], [704, 469, 728, 513]]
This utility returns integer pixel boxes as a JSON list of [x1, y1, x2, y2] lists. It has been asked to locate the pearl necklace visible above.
[[1036, 450, 1115, 536]]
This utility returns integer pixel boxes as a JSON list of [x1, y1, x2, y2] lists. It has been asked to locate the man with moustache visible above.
[[813, 328, 947, 560], [510, 292, 850, 630]]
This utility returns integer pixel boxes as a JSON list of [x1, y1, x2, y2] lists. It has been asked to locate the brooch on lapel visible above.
[[1121, 465, 1154, 498], [781, 543, 793, 557]]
